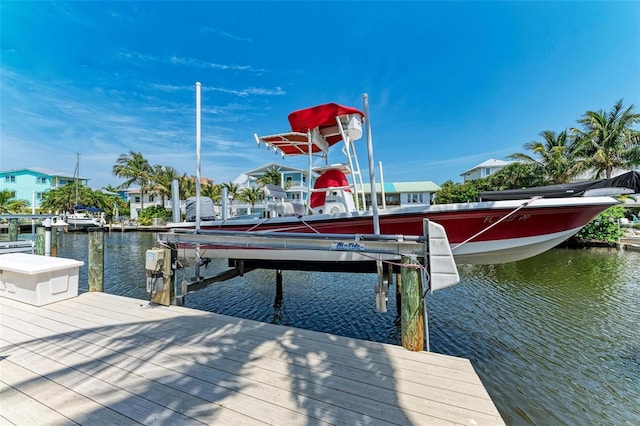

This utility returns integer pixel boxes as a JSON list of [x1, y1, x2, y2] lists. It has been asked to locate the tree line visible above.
[[1, 153, 283, 220], [435, 99, 640, 204], [110, 151, 283, 211]]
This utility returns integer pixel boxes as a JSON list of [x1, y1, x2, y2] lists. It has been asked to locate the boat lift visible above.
[[153, 219, 459, 309]]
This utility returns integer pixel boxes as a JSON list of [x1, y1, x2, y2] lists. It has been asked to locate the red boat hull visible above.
[[168, 197, 617, 264]]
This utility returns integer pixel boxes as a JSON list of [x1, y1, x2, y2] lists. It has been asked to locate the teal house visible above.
[[0, 168, 88, 208]]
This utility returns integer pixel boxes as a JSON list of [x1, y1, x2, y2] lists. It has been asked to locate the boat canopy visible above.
[[255, 101, 368, 211], [479, 171, 640, 201], [74, 206, 104, 212], [256, 103, 365, 157], [258, 132, 324, 156], [288, 103, 364, 144]]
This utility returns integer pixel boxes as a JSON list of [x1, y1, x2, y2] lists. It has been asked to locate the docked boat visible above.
[[64, 206, 105, 231], [167, 101, 620, 265]]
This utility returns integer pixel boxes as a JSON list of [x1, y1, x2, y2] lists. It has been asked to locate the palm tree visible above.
[[572, 99, 640, 179], [509, 130, 584, 184], [222, 181, 240, 203], [112, 151, 152, 209], [486, 162, 547, 190], [151, 165, 179, 208], [201, 181, 222, 203], [179, 174, 196, 199], [239, 187, 264, 212], [257, 166, 282, 186], [0, 189, 30, 213]]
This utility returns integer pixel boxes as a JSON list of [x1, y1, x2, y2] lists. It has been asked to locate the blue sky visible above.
[[1, 1, 639, 189]]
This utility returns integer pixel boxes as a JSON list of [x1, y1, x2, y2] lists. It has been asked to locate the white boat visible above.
[[64, 207, 104, 231], [62, 153, 105, 231], [167, 100, 622, 265]]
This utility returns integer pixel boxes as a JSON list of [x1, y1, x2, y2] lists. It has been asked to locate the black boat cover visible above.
[[479, 171, 640, 201], [185, 196, 216, 221]]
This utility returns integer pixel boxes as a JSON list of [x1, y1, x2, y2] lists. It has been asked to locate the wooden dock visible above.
[[0, 292, 504, 425]]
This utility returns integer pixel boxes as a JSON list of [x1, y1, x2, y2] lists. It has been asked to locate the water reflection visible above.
[[435, 248, 640, 425]]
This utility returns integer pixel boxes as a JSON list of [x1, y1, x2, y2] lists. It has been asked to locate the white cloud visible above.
[[199, 27, 253, 43]]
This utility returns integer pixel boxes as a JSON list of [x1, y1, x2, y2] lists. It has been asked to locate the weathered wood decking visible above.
[[0, 292, 504, 425]]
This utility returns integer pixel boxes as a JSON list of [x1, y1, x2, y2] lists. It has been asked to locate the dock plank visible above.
[[0, 292, 504, 425], [0, 381, 75, 426], [1, 359, 136, 425]]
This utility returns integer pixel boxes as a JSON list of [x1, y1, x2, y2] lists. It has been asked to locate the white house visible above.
[[230, 163, 315, 217], [125, 189, 173, 219], [461, 159, 515, 182]]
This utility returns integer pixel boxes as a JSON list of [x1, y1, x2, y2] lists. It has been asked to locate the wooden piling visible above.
[[51, 226, 58, 257], [274, 270, 283, 308], [400, 255, 424, 351], [150, 243, 176, 306], [35, 226, 44, 255], [88, 227, 105, 292], [8, 219, 18, 241], [396, 272, 402, 315]]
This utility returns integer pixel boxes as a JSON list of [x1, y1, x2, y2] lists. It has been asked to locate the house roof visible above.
[[0, 167, 88, 180], [460, 159, 514, 176], [243, 163, 310, 177]]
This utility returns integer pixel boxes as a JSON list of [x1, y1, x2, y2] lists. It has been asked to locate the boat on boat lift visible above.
[[167, 99, 619, 266]]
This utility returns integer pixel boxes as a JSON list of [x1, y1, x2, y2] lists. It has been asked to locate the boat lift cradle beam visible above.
[[156, 219, 460, 309], [159, 228, 427, 258]]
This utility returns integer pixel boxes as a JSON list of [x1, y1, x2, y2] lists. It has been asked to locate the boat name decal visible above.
[[332, 242, 365, 251], [483, 214, 531, 224]]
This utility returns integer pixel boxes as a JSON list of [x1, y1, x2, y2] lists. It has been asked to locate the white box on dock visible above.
[[0, 253, 84, 306]]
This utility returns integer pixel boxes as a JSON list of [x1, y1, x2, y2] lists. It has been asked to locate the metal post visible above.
[[171, 179, 181, 223], [194, 82, 202, 281], [43, 218, 51, 256], [195, 81, 202, 233], [88, 227, 105, 292], [379, 161, 386, 209], [221, 186, 228, 220], [363, 94, 387, 309], [31, 191, 36, 236], [362, 94, 380, 234]]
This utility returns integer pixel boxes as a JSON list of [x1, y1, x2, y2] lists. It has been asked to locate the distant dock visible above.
[[1, 292, 504, 425], [618, 236, 640, 252]]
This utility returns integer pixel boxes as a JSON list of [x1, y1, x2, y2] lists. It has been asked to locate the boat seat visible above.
[[262, 184, 288, 200]]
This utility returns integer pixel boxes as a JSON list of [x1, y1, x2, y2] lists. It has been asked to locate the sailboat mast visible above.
[[75, 152, 80, 207]]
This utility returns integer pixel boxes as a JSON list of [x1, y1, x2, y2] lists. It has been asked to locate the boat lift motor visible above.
[[145, 248, 165, 294]]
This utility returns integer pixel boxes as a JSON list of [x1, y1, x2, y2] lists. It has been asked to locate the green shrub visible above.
[[574, 206, 626, 243], [137, 205, 172, 226]]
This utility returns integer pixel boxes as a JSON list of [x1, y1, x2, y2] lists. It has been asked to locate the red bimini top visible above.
[[310, 169, 351, 209], [288, 103, 364, 145]]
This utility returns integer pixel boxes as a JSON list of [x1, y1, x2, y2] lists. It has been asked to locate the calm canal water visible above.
[[54, 231, 639, 425]]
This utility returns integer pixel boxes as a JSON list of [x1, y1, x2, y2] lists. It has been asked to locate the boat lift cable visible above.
[[243, 215, 322, 234], [451, 196, 543, 252]]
